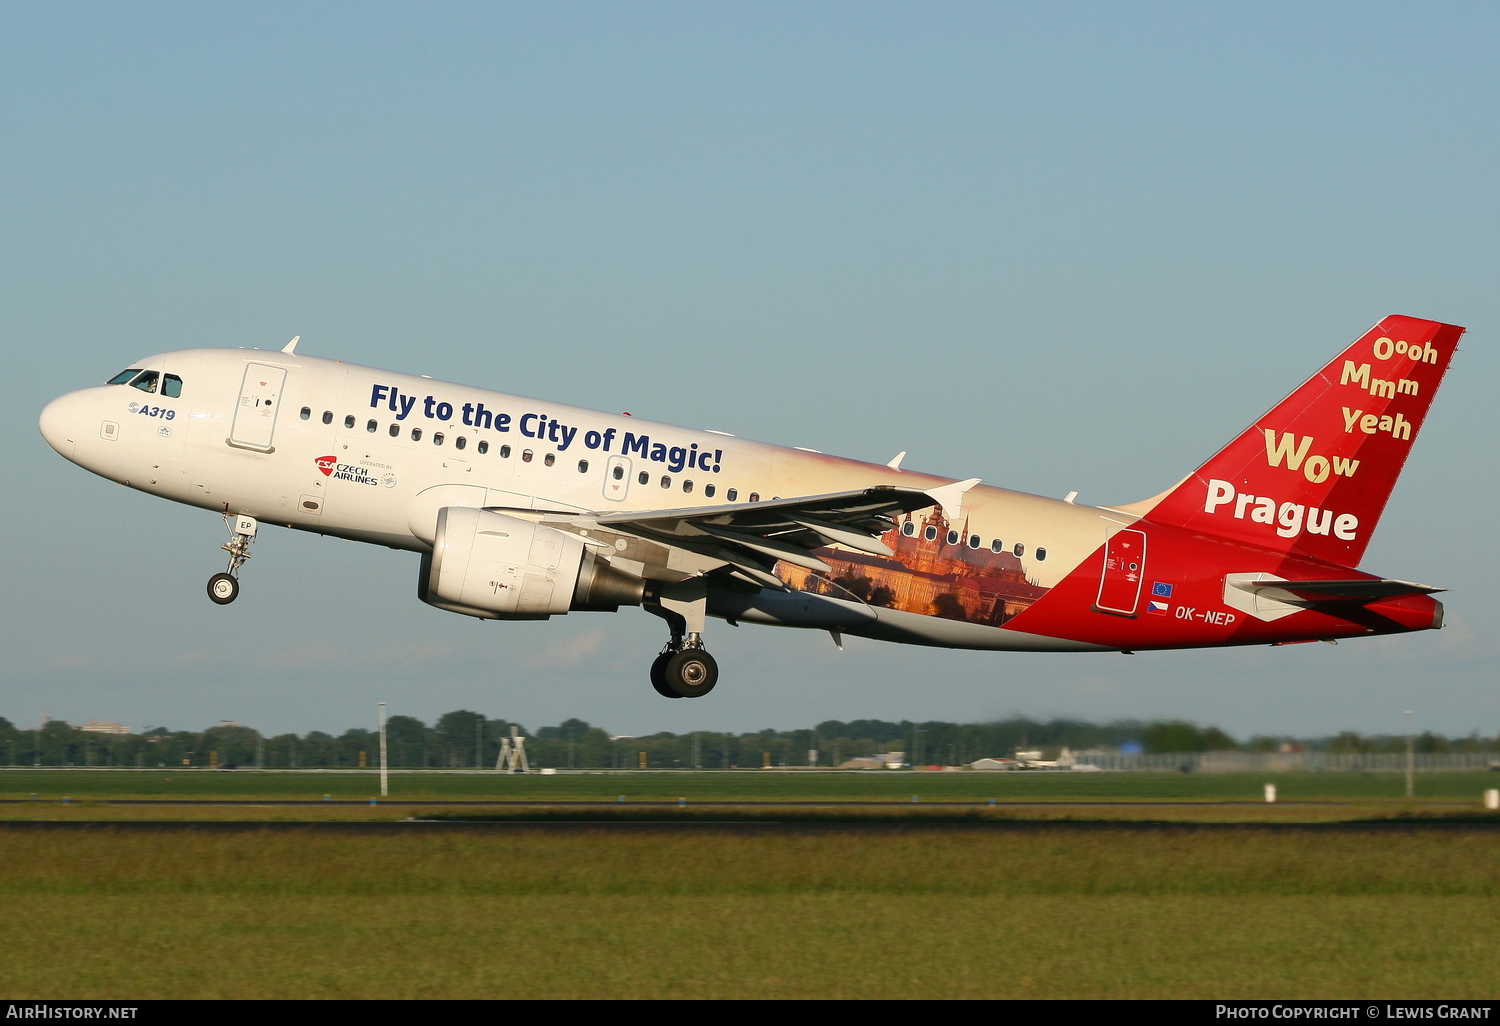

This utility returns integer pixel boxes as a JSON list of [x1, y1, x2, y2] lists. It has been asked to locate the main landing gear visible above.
[[208, 513, 258, 606], [650, 642, 719, 700], [645, 579, 718, 699]]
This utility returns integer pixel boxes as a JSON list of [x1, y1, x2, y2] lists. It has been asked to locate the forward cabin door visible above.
[[229, 363, 287, 452], [602, 455, 632, 502], [1094, 528, 1147, 616]]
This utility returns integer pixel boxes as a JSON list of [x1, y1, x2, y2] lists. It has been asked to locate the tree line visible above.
[[0, 714, 1494, 770]]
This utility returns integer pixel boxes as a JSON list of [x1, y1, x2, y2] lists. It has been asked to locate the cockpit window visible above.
[[162, 374, 183, 398], [129, 371, 159, 394], [107, 369, 141, 385]]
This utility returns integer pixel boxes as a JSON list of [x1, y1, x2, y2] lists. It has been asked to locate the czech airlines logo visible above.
[[315, 455, 337, 476]]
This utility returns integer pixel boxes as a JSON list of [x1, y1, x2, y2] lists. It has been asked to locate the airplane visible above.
[[38, 315, 1460, 699]]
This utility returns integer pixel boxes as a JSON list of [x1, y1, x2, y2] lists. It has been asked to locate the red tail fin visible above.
[[1140, 315, 1463, 566]]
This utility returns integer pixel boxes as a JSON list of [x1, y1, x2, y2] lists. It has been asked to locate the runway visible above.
[[2, 818, 1496, 832]]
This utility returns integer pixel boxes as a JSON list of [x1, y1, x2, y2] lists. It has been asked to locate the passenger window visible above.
[[578, 460, 589, 473], [946, 530, 959, 545], [612, 466, 624, 480], [300, 407, 311, 420], [477, 440, 489, 455], [902, 522, 915, 537], [990, 539, 1003, 553], [367, 419, 378, 433], [704, 484, 715, 498], [924, 525, 937, 541], [344, 415, 355, 429], [522, 450, 533, 462], [660, 476, 671, 488], [748, 492, 760, 503], [455, 436, 467, 450], [499, 445, 511, 458], [322, 411, 333, 425], [107, 369, 141, 385], [162, 375, 183, 398], [727, 488, 738, 502], [388, 423, 399, 437], [638, 471, 649, 485], [434, 433, 445, 446], [683, 480, 693, 493], [411, 428, 423, 441], [1036, 547, 1047, 561], [968, 534, 980, 549], [544, 453, 555, 466], [130, 371, 159, 393], [1013, 543, 1025, 557]]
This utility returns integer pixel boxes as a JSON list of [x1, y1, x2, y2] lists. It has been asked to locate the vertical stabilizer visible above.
[[1140, 315, 1463, 566]]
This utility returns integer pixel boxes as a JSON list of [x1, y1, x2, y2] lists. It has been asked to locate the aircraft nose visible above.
[[39, 392, 84, 460]]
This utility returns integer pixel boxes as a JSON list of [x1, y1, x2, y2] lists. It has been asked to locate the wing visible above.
[[589, 485, 939, 589]]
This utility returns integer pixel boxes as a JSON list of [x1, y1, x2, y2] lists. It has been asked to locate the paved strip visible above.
[[0, 819, 1496, 832], [0, 798, 1429, 807]]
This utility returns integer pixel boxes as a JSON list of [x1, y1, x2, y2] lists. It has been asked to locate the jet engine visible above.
[[419, 506, 644, 619]]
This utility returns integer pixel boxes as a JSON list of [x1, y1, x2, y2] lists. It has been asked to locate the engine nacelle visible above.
[[419, 506, 644, 619]]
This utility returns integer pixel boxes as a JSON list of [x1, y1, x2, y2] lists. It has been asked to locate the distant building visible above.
[[837, 757, 886, 770], [971, 757, 1018, 771], [80, 720, 129, 735]]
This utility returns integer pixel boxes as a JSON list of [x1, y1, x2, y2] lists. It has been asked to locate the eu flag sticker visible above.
[[1151, 582, 1173, 598]]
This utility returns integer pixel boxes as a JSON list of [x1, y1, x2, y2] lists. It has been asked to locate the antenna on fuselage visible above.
[[281, 336, 300, 354], [886, 451, 906, 469]]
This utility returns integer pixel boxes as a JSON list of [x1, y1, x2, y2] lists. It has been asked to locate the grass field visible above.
[[4, 767, 1499, 805], [2, 825, 1498, 999], [5, 770, 1498, 998]]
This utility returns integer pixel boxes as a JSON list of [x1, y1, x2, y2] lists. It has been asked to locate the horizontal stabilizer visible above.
[[1223, 571, 1444, 622], [1246, 578, 1444, 602]]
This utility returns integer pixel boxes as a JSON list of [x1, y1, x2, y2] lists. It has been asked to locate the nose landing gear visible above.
[[645, 579, 719, 698], [208, 514, 258, 605]]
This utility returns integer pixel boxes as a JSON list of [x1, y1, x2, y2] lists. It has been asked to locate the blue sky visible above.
[[3, 2, 1497, 740]]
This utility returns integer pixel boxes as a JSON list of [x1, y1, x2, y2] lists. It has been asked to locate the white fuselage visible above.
[[39, 347, 1126, 647]]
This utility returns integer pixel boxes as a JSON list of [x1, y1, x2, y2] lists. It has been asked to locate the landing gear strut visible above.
[[645, 579, 719, 698], [208, 514, 258, 605]]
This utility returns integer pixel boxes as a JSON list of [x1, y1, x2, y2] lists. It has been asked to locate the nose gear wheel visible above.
[[207, 572, 239, 605]]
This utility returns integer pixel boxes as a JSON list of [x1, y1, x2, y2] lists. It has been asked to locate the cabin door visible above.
[[229, 363, 287, 452], [1094, 528, 1147, 617]]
